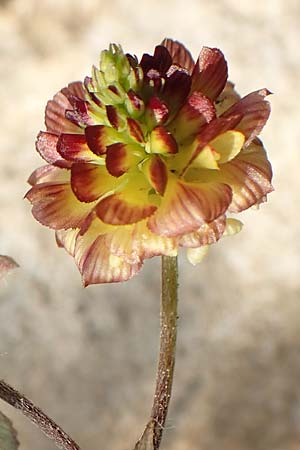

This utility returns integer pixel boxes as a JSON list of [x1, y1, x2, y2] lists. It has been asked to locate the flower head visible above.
[[26, 39, 273, 285]]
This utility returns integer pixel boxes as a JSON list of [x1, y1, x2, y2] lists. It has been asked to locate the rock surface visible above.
[[0, 1, 300, 449]]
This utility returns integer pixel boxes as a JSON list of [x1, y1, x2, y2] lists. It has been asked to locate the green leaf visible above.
[[0, 411, 19, 450]]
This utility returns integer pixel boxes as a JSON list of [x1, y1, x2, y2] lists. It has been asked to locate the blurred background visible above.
[[1, 0, 300, 449]]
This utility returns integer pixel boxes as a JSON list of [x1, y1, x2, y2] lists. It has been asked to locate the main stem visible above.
[[151, 255, 178, 448], [135, 255, 178, 450], [0, 380, 81, 450]]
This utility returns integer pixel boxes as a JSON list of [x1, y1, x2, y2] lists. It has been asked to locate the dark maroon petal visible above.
[[191, 47, 228, 101], [221, 89, 271, 145], [36, 131, 71, 167], [163, 70, 192, 117], [127, 118, 144, 142], [106, 105, 119, 129], [161, 38, 195, 73], [140, 45, 172, 77], [85, 125, 109, 155]]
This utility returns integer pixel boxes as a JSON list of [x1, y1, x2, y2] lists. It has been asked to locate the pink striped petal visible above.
[[222, 89, 271, 145], [191, 47, 228, 100], [148, 178, 232, 237], [45, 82, 86, 134], [36, 131, 71, 167], [161, 38, 195, 73], [28, 165, 69, 186], [223, 140, 273, 212], [26, 182, 93, 230]]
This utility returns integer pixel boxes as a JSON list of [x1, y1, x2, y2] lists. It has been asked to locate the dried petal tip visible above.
[[0, 255, 19, 280]]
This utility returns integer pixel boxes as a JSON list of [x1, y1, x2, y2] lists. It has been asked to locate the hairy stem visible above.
[[135, 255, 178, 450], [0, 380, 81, 450]]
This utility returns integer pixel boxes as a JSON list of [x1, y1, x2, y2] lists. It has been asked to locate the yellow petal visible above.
[[210, 130, 245, 164], [186, 246, 209, 265], [190, 144, 220, 170]]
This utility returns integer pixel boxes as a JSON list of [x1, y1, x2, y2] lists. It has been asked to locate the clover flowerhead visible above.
[[26, 39, 273, 285]]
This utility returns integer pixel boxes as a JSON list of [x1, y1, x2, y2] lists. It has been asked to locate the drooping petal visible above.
[[191, 47, 228, 100], [161, 38, 195, 73], [148, 177, 232, 237], [96, 176, 157, 225], [105, 220, 177, 264], [0, 255, 19, 280], [85, 125, 119, 155], [106, 143, 143, 177], [179, 215, 226, 247], [222, 89, 271, 145], [143, 155, 168, 195], [55, 228, 79, 256], [26, 182, 94, 230], [222, 140, 273, 212], [71, 162, 119, 202], [186, 246, 209, 265], [45, 82, 86, 134], [223, 218, 243, 236], [36, 132, 71, 167], [73, 220, 142, 285], [171, 91, 216, 141], [57, 134, 101, 162]]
